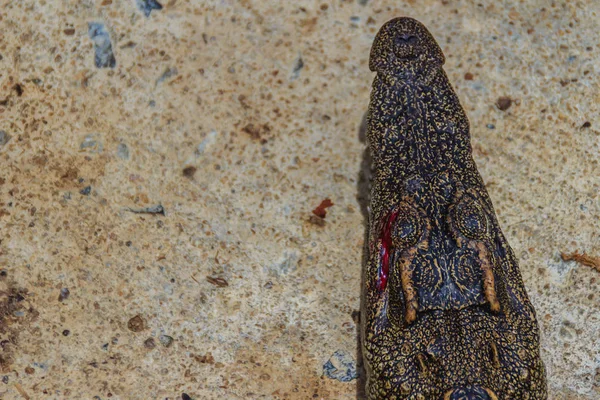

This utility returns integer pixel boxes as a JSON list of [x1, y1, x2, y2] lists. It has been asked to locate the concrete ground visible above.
[[0, 0, 598, 399]]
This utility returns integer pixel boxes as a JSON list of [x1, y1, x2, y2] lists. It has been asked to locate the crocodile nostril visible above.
[[394, 34, 419, 60], [397, 34, 418, 45]]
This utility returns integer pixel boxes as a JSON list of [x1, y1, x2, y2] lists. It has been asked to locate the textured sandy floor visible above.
[[0, 1, 598, 399]]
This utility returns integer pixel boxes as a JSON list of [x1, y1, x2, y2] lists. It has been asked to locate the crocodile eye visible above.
[[377, 202, 423, 292], [454, 196, 488, 240], [392, 205, 422, 248]]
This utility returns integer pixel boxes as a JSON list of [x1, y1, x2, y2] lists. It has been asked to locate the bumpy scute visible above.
[[362, 17, 547, 399]]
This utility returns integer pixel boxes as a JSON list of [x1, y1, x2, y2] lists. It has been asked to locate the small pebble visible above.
[[486, 124, 495, 129], [117, 143, 129, 159], [59, 288, 70, 301], [144, 338, 156, 349], [80, 135, 98, 150], [80, 186, 91, 196], [323, 350, 358, 382], [159, 334, 174, 347], [291, 55, 304, 79], [62, 330, 70, 336], [137, 0, 163, 17], [157, 67, 178, 84], [88, 23, 116, 68], [0, 130, 11, 147]]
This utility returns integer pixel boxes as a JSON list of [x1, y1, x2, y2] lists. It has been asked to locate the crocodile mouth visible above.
[[443, 386, 498, 400]]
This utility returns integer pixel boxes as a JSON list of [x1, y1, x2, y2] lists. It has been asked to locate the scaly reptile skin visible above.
[[361, 18, 547, 399]]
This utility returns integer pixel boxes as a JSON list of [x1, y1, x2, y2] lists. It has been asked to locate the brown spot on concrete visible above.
[[194, 352, 215, 364], [241, 123, 271, 141], [127, 315, 146, 332], [182, 166, 197, 178], [308, 214, 326, 226], [206, 276, 229, 287], [496, 96, 512, 111], [0, 282, 29, 372]]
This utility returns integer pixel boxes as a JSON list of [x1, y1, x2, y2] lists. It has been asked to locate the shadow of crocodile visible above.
[[355, 110, 370, 400]]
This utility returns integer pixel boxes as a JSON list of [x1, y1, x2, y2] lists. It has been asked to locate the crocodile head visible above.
[[362, 17, 547, 400], [369, 17, 445, 82]]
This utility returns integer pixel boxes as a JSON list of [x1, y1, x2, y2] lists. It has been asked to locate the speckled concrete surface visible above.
[[0, 1, 598, 399]]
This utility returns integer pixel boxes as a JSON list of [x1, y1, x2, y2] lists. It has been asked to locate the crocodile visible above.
[[361, 17, 547, 399]]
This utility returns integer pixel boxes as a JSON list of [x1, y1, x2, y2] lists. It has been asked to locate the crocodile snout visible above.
[[443, 386, 498, 400]]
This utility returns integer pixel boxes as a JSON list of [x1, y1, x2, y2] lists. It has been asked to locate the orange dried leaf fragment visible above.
[[312, 198, 334, 218], [561, 251, 600, 272]]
